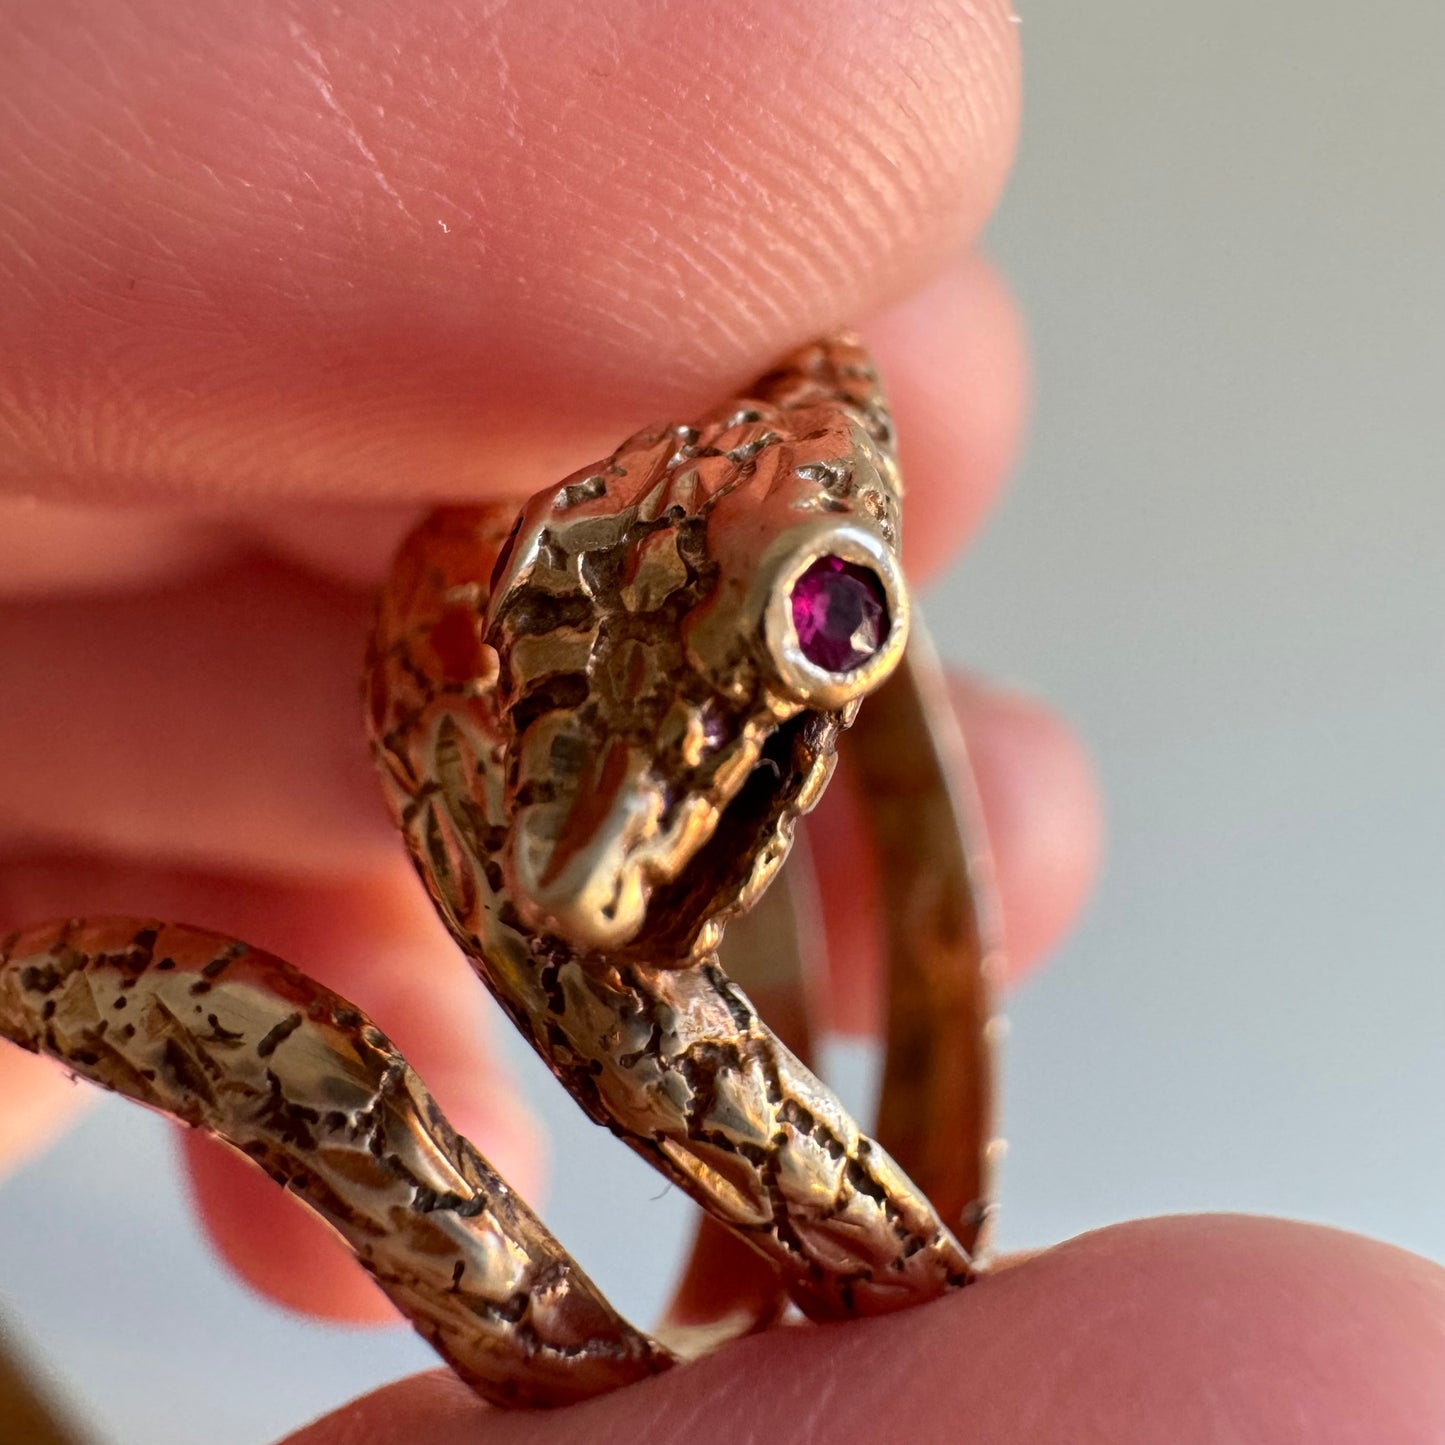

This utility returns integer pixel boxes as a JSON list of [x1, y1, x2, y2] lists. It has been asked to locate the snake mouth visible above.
[[500, 694, 835, 960], [629, 710, 827, 962]]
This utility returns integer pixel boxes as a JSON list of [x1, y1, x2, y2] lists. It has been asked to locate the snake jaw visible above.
[[505, 728, 721, 953]]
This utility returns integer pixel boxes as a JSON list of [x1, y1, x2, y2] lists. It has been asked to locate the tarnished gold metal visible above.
[[368, 337, 975, 1326], [864, 631, 1003, 1247], [0, 918, 672, 1406], [0, 335, 1000, 1408], [671, 632, 1002, 1332]]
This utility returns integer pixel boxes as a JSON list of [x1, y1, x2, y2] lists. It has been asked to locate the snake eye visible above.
[[789, 555, 890, 673], [759, 525, 909, 710]]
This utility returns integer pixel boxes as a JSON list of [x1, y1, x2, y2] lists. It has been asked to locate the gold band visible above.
[[0, 337, 1000, 1409], [369, 514, 976, 1324], [0, 918, 673, 1407], [670, 630, 1002, 1332], [367, 338, 983, 1325]]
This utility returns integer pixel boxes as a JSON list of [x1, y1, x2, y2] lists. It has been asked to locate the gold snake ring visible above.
[[0, 335, 1001, 1409]]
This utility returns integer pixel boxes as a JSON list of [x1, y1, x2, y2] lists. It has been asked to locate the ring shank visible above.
[[370, 513, 982, 1322], [0, 918, 673, 1407], [671, 627, 1002, 1330], [864, 627, 1002, 1251]]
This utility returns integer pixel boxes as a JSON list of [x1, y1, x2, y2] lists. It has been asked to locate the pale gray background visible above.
[[2, 4, 1441, 1442]]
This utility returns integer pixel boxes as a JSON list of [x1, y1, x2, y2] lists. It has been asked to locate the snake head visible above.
[[483, 338, 909, 961]]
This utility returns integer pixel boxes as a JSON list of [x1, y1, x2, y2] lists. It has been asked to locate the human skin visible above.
[[0, 2, 1440, 1441]]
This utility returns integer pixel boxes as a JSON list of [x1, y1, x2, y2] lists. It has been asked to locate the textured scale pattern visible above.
[[366, 337, 971, 1319], [0, 336, 982, 1409], [0, 918, 671, 1406]]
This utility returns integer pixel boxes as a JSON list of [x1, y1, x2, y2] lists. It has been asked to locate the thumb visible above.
[[282, 1215, 1445, 1445]]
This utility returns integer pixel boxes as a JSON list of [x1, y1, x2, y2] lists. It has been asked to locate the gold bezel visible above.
[[756, 519, 910, 712]]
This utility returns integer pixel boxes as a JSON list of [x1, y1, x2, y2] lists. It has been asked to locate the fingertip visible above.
[[2, 0, 1021, 503], [865, 254, 1029, 582], [950, 677, 1103, 984], [0, 1049, 91, 1174], [281, 1216, 1445, 1445], [181, 1129, 401, 1325]]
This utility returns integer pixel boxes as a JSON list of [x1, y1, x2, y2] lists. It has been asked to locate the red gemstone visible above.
[[789, 556, 889, 673]]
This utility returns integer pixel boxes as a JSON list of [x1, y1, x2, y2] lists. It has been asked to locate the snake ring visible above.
[[0, 335, 1001, 1409]]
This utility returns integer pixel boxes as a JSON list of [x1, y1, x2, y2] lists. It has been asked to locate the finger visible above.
[[262, 251, 1028, 588], [0, 554, 395, 876], [0, 0, 1020, 503], [0, 854, 543, 1323], [282, 1215, 1445, 1445], [0, 1048, 90, 1170], [819, 675, 1102, 1035], [0, 252, 1029, 875], [950, 677, 1104, 973], [864, 253, 1028, 583], [0, 244, 1027, 604], [0, 496, 231, 597]]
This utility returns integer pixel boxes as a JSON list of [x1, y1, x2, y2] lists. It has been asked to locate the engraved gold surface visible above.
[[0, 336, 998, 1407], [367, 337, 978, 1322], [674, 640, 1003, 1329], [0, 919, 671, 1407], [862, 634, 1002, 1253]]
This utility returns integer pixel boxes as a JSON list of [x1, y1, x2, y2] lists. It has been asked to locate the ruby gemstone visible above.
[[789, 556, 889, 673]]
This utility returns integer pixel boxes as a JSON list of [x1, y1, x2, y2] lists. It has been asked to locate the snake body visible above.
[[0, 336, 982, 1406], [0, 918, 671, 1406], [367, 338, 970, 1320]]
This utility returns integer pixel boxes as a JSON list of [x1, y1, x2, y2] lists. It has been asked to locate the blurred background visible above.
[[1, 3, 1441, 1441]]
